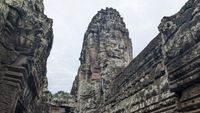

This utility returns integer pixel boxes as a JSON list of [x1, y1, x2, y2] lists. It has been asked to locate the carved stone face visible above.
[[73, 8, 133, 112]]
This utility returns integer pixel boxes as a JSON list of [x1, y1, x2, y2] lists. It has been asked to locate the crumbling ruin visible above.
[[0, 0, 200, 113], [71, 0, 200, 112], [0, 0, 53, 113]]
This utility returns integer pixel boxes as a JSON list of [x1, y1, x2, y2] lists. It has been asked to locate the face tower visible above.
[[71, 8, 133, 113]]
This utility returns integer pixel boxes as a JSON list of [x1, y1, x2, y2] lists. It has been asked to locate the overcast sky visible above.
[[43, 0, 188, 93]]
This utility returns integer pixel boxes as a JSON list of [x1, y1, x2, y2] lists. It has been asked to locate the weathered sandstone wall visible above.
[[0, 0, 53, 113], [95, 0, 200, 112]]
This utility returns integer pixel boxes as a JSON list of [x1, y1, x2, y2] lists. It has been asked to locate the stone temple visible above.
[[0, 0, 200, 113]]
